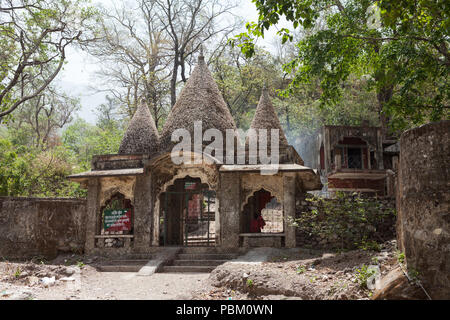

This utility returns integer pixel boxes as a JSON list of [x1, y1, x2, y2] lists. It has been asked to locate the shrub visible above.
[[291, 192, 396, 250]]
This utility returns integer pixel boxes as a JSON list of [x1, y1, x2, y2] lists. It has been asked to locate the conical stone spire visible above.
[[159, 49, 236, 153], [119, 100, 160, 155], [250, 86, 289, 147]]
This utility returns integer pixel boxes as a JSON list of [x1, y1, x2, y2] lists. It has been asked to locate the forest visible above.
[[0, 0, 448, 198]]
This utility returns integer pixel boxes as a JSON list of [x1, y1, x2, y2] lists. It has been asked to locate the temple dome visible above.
[[118, 100, 160, 155], [159, 53, 236, 153], [249, 86, 289, 147]]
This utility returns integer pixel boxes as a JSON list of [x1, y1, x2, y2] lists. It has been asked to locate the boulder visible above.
[[372, 267, 426, 300]]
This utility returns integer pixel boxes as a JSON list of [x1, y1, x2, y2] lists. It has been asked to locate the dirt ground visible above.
[[0, 257, 210, 300], [192, 240, 400, 300], [0, 240, 399, 300]]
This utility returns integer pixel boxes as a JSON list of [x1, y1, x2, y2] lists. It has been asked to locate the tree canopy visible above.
[[233, 0, 449, 133]]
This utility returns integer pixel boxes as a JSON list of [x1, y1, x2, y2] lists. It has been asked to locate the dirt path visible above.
[[1, 240, 401, 300], [0, 263, 210, 300]]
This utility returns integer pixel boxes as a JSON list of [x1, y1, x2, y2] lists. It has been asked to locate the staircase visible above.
[[160, 248, 239, 273], [94, 253, 153, 272]]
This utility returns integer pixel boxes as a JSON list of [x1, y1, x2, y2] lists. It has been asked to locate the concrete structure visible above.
[[303, 124, 398, 196], [68, 53, 322, 256], [397, 120, 449, 299]]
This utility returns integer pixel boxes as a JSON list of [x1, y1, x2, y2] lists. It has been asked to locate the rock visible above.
[[19, 271, 29, 278], [60, 277, 76, 281], [27, 276, 39, 286], [9, 290, 34, 300], [40, 276, 56, 287], [372, 267, 426, 300], [64, 267, 76, 276]]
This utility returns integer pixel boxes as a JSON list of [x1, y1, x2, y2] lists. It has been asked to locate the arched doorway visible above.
[[240, 189, 284, 234], [159, 176, 216, 246]]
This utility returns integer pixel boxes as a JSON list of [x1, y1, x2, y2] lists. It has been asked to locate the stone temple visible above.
[[68, 52, 322, 256]]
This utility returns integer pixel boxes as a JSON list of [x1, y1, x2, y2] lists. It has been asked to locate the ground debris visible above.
[[192, 240, 399, 300]]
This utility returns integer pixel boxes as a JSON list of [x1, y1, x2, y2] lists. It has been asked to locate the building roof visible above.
[[68, 168, 144, 181], [118, 100, 160, 155], [219, 164, 315, 173], [159, 52, 236, 153], [249, 86, 289, 147]]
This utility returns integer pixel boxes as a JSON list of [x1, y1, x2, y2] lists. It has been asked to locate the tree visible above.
[[88, 0, 171, 128], [233, 0, 449, 134], [88, 0, 239, 128], [8, 86, 80, 149], [154, 0, 239, 107], [211, 46, 283, 128], [0, 0, 98, 121], [62, 118, 124, 170]]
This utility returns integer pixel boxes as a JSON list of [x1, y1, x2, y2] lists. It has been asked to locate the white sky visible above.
[[58, 0, 287, 124]]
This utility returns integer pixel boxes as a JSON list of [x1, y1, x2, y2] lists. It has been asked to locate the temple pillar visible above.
[[218, 172, 240, 248], [133, 171, 152, 252], [283, 173, 296, 248], [85, 178, 100, 254]]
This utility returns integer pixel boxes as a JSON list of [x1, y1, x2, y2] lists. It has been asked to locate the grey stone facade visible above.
[[397, 120, 450, 299]]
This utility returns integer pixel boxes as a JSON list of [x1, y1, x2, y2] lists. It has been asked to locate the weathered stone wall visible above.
[[397, 120, 450, 299], [0, 197, 87, 259]]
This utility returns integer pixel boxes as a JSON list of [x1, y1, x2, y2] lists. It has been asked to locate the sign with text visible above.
[[184, 182, 197, 190], [103, 209, 132, 232]]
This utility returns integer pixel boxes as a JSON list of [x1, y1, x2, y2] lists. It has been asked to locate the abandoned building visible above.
[[67, 52, 322, 256], [302, 124, 399, 197]]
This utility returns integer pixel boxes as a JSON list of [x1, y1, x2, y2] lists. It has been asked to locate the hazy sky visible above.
[[58, 0, 285, 124]]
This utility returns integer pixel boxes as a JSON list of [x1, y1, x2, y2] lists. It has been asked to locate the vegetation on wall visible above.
[[292, 192, 396, 250]]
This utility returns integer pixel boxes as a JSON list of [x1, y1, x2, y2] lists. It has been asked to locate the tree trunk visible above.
[[376, 85, 393, 139], [170, 53, 179, 107]]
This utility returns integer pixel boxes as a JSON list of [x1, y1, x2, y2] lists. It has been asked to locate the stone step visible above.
[[108, 259, 149, 264], [177, 253, 238, 260], [172, 259, 229, 266], [161, 265, 216, 273], [95, 258, 150, 272], [96, 264, 145, 272], [125, 254, 153, 260]]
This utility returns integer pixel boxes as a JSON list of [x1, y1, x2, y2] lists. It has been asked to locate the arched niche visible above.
[[240, 188, 284, 234]]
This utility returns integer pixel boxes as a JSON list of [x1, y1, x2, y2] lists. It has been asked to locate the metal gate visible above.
[[163, 189, 216, 246]]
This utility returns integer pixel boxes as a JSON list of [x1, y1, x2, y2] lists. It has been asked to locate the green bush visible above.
[[292, 192, 396, 250], [355, 264, 376, 289]]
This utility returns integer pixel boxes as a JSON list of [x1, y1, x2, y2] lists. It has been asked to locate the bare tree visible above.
[[154, 0, 239, 106], [88, 0, 240, 127], [0, 0, 97, 121], [87, 0, 172, 128], [11, 86, 80, 149]]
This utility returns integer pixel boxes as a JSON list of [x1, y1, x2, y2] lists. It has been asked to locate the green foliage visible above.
[[211, 46, 282, 129], [246, 278, 253, 287], [357, 238, 381, 252], [296, 265, 306, 274], [291, 192, 396, 250], [397, 251, 405, 264], [14, 267, 21, 278], [233, 0, 450, 133], [62, 118, 124, 171], [0, 0, 99, 120], [355, 264, 376, 289], [0, 137, 86, 197]]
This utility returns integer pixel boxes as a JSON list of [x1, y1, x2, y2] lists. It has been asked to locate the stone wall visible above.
[[397, 120, 449, 299], [0, 197, 87, 259]]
